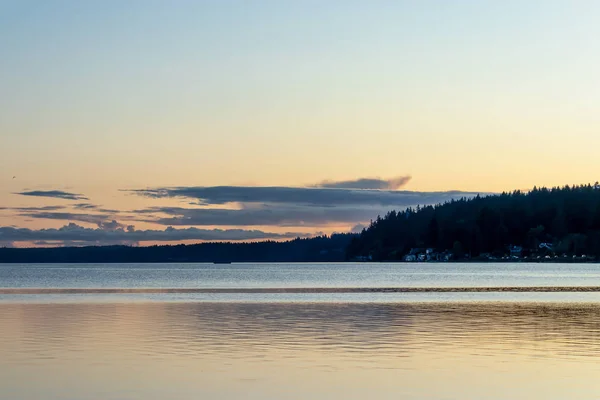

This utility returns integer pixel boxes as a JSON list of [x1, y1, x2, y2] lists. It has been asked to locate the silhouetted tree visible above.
[[346, 183, 600, 261]]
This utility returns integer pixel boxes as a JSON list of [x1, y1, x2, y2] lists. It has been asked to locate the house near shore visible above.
[[404, 249, 453, 262], [509, 245, 523, 257], [442, 252, 453, 261]]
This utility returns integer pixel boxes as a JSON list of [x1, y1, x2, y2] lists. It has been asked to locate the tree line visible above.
[[346, 184, 600, 261], [0, 234, 355, 263]]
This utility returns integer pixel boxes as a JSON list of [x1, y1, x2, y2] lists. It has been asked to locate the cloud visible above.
[[4, 178, 484, 245], [96, 220, 126, 231], [0, 205, 66, 212], [82, 205, 121, 214], [125, 183, 483, 227], [313, 175, 412, 190], [2, 205, 120, 217], [136, 204, 383, 227], [0, 223, 307, 245], [15, 190, 88, 201], [17, 211, 114, 225], [7, 184, 482, 232], [127, 185, 480, 207], [73, 203, 98, 210], [70, 203, 120, 213]]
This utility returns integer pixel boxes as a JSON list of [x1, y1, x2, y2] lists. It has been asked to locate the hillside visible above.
[[346, 184, 600, 261], [0, 234, 355, 263]]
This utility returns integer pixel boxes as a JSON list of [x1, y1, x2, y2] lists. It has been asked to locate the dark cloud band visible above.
[[128, 185, 480, 207], [17, 212, 113, 225], [15, 190, 89, 201], [0, 223, 306, 244], [137, 205, 384, 227]]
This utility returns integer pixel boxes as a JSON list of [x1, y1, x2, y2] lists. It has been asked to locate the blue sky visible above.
[[1, 1, 599, 246]]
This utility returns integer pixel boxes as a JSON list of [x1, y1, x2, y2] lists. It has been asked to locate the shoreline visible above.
[[4, 286, 600, 294]]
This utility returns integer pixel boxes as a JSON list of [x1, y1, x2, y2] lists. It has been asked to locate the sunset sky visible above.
[[2, 0, 600, 246]]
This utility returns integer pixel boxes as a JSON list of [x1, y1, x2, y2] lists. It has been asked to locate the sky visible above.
[[1, 0, 600, 247]]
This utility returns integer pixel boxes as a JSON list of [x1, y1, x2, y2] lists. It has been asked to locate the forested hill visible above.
[[0, 234, 355, 263], [346, 184, 600, 261]]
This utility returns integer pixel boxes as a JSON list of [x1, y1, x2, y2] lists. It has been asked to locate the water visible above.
[[2, 262, 600, 289], [2, 263, 600, 399]]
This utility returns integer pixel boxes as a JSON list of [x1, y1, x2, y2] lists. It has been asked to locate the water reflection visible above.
[[2, 302, 600, 399]]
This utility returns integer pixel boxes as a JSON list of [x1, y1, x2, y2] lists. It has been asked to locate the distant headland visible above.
[[3, 184, 600, 263], [347, 184, 600, 263]]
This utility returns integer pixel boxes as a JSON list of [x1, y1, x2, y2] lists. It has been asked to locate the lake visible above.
[[2, 263, 600, 399]]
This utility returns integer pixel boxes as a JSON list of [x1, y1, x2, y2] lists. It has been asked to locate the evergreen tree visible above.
[[346, 183, 600, 261]]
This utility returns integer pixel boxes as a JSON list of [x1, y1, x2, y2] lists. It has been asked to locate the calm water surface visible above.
[[2, 263, 600, 399], [2, 262, 600, 289]]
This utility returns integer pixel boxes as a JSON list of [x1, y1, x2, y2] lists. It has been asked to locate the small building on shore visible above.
[[509, 245, 523, 257]]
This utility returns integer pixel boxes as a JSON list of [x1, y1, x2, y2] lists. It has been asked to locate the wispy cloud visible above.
[[312, 175, 412, 190], [127, 185, 479, 207], [17, 211, 114, 226], [0, 205, 66, 212], [136, 205, 384, 227], [71, 203, 120, 213], [15, 190, 89, 201], [73, 203, 98, 210]]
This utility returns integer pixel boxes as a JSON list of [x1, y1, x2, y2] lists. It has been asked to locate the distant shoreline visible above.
[[373, 259, 600, 264], [3, 286, 600, 294], [0, 259, 599, 264]]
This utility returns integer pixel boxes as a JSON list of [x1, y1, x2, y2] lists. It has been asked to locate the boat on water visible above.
[[213, 261, 232, 264]]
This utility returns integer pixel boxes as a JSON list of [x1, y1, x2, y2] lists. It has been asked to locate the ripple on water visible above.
[[2, 302, 600, 399]]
